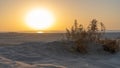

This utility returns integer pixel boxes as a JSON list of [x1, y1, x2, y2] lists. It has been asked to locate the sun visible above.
[[25, 8, 55, 30]]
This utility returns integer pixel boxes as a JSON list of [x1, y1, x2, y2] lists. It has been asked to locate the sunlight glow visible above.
[[25, 8, 55, 30], [37, 31, 44, 33]]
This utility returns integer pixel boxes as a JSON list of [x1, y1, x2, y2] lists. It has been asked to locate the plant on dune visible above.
[[66, 20, 87, 41], [66, 19, 120, 54], [87, 19, 106, 43], [100, 39, 119, 54], [66, 20, 88, 53], [66, 19, 106, 53]]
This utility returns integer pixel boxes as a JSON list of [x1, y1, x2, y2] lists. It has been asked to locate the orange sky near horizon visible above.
[[0, 0, 120, 32]]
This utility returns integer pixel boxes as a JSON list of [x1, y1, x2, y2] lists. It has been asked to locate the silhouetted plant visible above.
[[102, 39, 119, 54], [87, 19, 106, 43], [99, 22, 106, 40], [66, 20, 86, 53], [66, 19, 106, 53]]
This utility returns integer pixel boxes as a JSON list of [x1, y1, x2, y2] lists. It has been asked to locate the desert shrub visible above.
[[65, 19, 120, 54], [74, 40, 87, 54], [66, 19, 105, 53], [66, 20, 88, 53], [87, 19, 105, 43], [101, 39, 119, 54]]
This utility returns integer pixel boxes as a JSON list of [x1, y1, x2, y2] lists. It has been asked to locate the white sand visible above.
[[0, 33, 120, 68]]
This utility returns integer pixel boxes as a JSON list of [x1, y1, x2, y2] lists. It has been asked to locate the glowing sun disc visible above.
[[25, 8, 55, 30]]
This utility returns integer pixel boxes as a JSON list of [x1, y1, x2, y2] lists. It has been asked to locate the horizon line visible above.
[[0, 30, 120, 33]]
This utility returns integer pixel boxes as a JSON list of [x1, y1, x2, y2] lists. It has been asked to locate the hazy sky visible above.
[[0, 0, 120, 32]]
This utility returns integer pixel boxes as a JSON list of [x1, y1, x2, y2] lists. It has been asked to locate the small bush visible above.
[[66, 19, 105, 54], [102, 39, 119, 54], [73, 40, 87, 54], [65, 19, 120, 54]]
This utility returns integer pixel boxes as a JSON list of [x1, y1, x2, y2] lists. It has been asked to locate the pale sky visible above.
[[0, 0, 120, 32]]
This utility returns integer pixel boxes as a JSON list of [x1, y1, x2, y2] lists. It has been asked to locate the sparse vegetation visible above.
[[66, 19, 119, 54], [100, 39, 119, 54]]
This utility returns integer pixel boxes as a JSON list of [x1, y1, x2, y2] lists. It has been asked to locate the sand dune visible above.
[[0, 52, 66, 68], [0, 33, 120, 68]]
